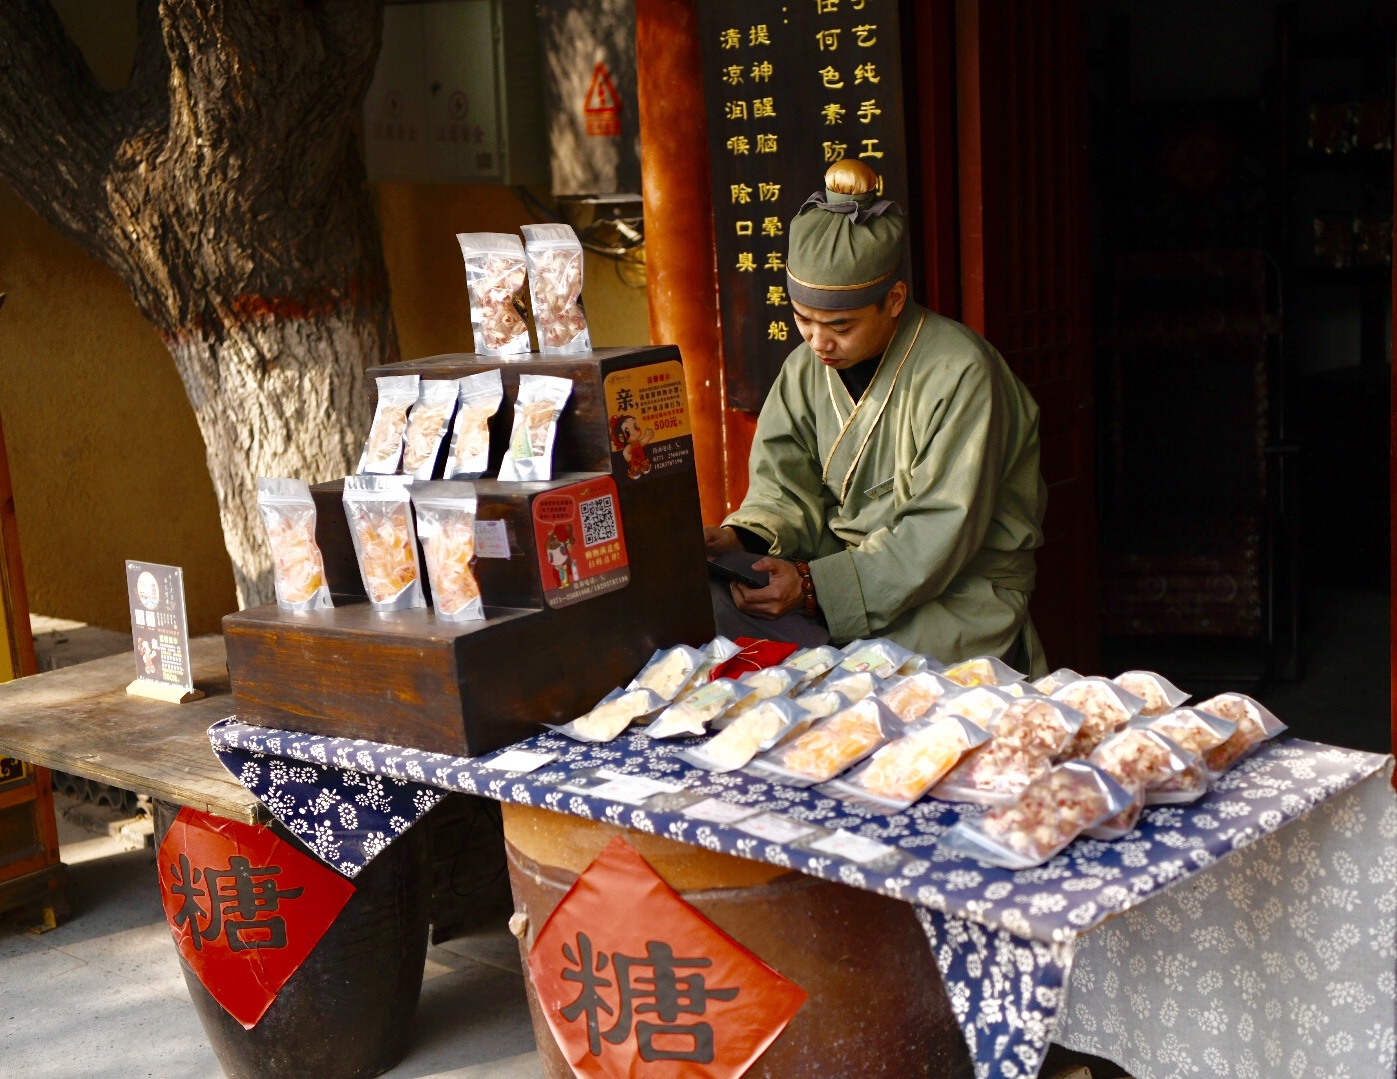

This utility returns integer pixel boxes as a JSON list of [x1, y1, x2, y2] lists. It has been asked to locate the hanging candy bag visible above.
[[458, 232, 531, 356], [401, 379, 458, 480], [444, 369, 504, 479], [256, 478, 332, 611], [521, 223, 591, 354]]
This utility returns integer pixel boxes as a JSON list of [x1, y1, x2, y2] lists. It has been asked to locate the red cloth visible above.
[[709, 637, 800, 681]]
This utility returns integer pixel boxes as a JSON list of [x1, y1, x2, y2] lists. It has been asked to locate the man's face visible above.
[[791, 281, 907, 369]]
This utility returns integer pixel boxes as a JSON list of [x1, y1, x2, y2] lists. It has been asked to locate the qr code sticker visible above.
[[579, 494, 618, 547]]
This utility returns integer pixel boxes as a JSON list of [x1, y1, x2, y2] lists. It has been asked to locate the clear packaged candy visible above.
[[783, 645, 844, 688], [714, 665, 803, 725], [497, 374, 573, 482], [679, 698, 811, 772], [458, 232, 531, 356], [1131, 708, 1237, 759], [836, 638, 923, 678], [550, 687, 668, 743], [645, 678, 754, 739], [794, 670, 884, 718], [939, 761, 1133, 869], [942, 655, 1023, 688], [521, 223, 591, 355], [877, 671, 959, 723], [932, 698, 1084, 805], [358, 374, 419, 474], [1032, 668, 1082, 695], [256, 478, 332, 611], [342, 476, 425, 612], [411, 481, 483, 621], [1194, 693, 1287, 773], [934, 685, 1016, 730], [444, 369, 504, 480], [628, 645, 706, 700], [1053, 678, 1147, 759], [1085, 728, 1196, 838], [751, 698, 899, 786], [401, 379, 458, 480], [827, 715, 989, 809], [1112, 670, 1189, 718]]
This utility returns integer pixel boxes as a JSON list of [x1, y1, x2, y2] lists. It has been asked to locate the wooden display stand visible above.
[[225, 346, 715, 757]]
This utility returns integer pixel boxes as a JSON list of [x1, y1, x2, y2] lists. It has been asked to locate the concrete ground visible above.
[[0, 795, 543, 1079]]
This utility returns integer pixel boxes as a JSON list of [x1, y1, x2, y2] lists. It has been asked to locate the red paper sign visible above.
[[158, 808, 355, 1029], [530, 837, 806, 1078], [584, 62, 622, 136], [534, 476, 630, 609]]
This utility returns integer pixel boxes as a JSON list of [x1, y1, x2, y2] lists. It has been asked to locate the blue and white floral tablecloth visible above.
[[207, 718, 1394, 1079]]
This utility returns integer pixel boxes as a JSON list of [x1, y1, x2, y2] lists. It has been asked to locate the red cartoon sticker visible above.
[[533, 476, 630, 609], [158, 808, 355, 1029], [530, 837, 806, 1078]]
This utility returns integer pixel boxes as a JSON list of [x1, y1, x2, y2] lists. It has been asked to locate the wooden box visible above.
[[224, 346, 714, 757]]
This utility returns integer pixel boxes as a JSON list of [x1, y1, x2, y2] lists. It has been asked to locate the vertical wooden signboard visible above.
[[696, 0, 911, 411]]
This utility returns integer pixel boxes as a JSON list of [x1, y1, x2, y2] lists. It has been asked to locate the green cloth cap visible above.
[[786, 188, 906, 311]]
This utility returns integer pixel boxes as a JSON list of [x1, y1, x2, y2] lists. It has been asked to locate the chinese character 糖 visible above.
[[168, 853, 304, 954]]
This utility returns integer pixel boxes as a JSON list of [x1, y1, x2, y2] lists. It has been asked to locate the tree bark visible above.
[[0, 0, 397, 606]]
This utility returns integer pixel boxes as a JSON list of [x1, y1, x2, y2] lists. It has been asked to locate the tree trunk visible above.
[[0, 0, 397, 607]]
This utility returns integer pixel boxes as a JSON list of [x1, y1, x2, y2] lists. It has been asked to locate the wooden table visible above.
[[0, 635, 264, 823]]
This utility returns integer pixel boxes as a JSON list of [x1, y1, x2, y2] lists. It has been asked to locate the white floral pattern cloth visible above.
[[1056, 768, 1397, 1079], [207, 718, 1392, 1078]]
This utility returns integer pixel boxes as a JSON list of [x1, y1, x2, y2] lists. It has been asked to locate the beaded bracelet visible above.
[[792, 560, 818, 620]]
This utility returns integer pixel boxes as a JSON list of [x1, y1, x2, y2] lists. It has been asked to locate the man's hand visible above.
[[730, 557, 805, 619], [704, 525, 742, 557]]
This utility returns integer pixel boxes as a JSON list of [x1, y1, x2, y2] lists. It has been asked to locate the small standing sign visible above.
[[125, 560, 203, 704]]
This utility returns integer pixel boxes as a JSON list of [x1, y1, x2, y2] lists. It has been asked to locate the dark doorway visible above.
[[1083, 1, 1393, 753]]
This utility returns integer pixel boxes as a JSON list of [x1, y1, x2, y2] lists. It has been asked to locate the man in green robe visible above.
[[706, 160, 1049, 675]]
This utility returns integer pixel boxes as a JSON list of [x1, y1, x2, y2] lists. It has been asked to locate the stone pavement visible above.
[[0, 797, 543, 1079]]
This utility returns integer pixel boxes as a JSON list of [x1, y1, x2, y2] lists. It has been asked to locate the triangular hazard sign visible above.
[[584, 62, 621, 115]]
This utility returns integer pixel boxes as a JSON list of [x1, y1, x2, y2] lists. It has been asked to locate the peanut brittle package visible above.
[[458, 232, 531, 356], [877, 672, 960, 724], [680, 698, 811, 772], [358, 374, 419, 474], [498, 374, 573, 482], [628, 645, 707, 701], [401, 380, 458, 480], [1053, 677, 1147, 759], [342, 476, 425, 612], [942, 655, 1023, 688], [521, 223, 591, 354], [1032, 668, 1082, 695], [256, 478, 332, 611], [751, 698, 899, 786], [939, 761, 1133, 869], [1193, 693, 1287, 773], [411, 482, 483, 621], [827, 715, 988, 809], [1112, 670, 1189, 718], [551, 686, 668, 743], [933, 698, 1084, 806], [1131, 707, 1236, 759], [444, 369, 504, 479], [1085, 727, 1197, 838]]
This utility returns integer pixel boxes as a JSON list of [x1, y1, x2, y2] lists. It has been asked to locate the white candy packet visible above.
[[711, 665, 803, 727], [458, 232, 531, 356], [550, 687, 668, 743], [444, 370, 504, 479], [628, 645, 707, 701], [521, 223, 591, 355], [342, 475, 425, 612], [411, 481, 483, 621], [498, 374, 573, 482], [836, 637, 925, 678], [942, 655, 1024, 688], [358, 374, 419, 474], [678, 698, 812, 773], [645, 679, 755, 739], [256, 478, 333, 612], [401, 379, 458, 480]]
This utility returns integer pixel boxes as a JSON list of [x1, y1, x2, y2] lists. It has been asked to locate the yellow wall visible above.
[[0, 7, 650, 635]]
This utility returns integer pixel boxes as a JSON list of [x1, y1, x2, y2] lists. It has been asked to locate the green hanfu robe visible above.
[[725, 301, 1049, 676]]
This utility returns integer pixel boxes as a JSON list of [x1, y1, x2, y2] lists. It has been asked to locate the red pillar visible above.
[[635, 0, 727, 525]]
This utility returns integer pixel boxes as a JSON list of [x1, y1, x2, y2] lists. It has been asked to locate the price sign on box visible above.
[[125, 560, 202, 704]]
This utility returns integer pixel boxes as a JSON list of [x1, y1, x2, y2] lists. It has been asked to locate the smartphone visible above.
[[707, 551, 771, 589]]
